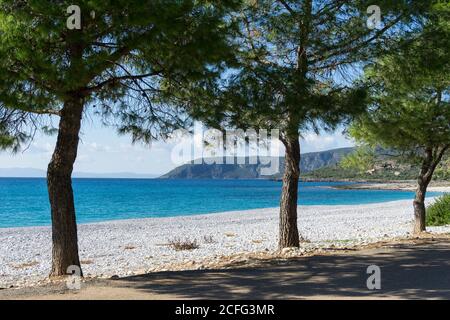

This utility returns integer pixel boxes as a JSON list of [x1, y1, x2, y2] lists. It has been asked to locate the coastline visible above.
[[1, 198, 449, 289], [331, 181, 450, 192]]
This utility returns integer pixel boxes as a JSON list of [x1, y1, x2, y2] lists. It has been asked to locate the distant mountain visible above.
[[0, 168, 158, 179], [160, 147, 354, 179], [304, 146, 450, 181]]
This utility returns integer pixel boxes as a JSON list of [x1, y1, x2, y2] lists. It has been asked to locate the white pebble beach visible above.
[[1, 198, 449, 289]]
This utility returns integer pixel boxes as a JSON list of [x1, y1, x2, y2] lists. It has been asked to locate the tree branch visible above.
[[311, 15, 404, 64], [277, 0, 296, 16], [83, 69, 163, 94]]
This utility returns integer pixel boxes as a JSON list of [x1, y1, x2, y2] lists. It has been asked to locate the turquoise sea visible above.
[[0, 178, 439, 228]]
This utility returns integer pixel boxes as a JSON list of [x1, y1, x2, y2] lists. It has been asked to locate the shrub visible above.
[[168, 238, 199, 251], [427, 194, 450, 226]]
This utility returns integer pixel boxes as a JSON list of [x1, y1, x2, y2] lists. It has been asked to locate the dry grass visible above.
[[224, 232, 236, 237], [168, 238, 200, 251], [11, 261, 39, 270]]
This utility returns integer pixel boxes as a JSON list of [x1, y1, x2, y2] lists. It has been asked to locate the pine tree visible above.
[[350, 2, 450, 233], [0, 0, 239, 276], [188, 0, 427, 248]]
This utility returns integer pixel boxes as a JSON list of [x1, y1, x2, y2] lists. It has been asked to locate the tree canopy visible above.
[[350, 1, 450, 161], [189, 0, 431, 134], [340, 146, 376, 173], [0, 108, 32, 152], [0, 0, 240, 146]]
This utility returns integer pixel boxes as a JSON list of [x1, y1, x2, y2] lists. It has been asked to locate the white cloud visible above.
[[301, 131, 354, 153]]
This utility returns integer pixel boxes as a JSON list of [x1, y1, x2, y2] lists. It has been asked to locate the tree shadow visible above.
[[111, 239, 450, 299]]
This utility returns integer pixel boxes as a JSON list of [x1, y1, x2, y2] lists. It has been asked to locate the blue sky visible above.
[[0, 120, 354, 175]]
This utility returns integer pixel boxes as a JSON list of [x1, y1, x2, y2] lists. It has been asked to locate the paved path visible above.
[[2, 238, 450, 300]]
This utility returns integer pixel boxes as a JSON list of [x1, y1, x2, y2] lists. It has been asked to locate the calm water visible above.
[[0, 178, 439, 228]]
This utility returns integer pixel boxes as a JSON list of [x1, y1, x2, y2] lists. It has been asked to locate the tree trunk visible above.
[[47, 97, 84, 277], [413, 148, 434, 234], [279, 135, 300, 249], [413, 177, 428, 234]]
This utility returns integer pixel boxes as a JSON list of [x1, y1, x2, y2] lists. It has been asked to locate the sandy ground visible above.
[[336, 181, 450, 193], [2, 235, 450, 300]]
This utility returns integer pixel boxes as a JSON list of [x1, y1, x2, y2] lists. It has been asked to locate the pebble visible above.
[[1, 198, 448, 288]]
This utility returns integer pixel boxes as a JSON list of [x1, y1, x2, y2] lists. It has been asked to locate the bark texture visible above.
[[279, 135, 301, 249], [413, 175, 429, 234], [47, 97, 84, 277]]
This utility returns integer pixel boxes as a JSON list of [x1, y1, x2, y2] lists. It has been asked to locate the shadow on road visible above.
[[2, 238, 450, 299], [114, 239, 450, 299]]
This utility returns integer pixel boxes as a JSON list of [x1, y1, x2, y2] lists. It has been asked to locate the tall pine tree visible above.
[[188, 0, 427, 248], [0, 0, 239, 276]]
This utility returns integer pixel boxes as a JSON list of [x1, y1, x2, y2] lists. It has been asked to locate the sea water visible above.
[[0, 178, 439, 228]]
